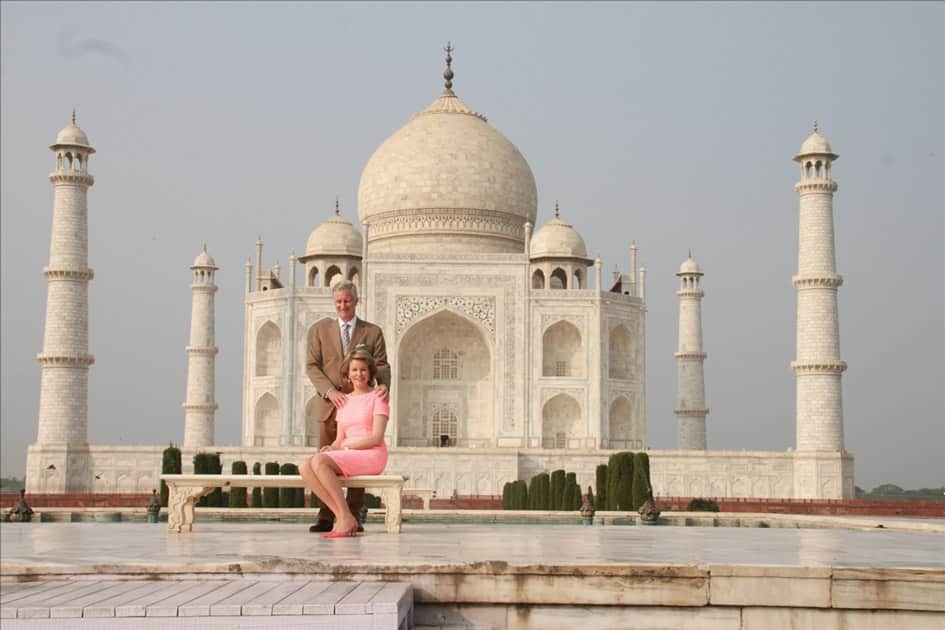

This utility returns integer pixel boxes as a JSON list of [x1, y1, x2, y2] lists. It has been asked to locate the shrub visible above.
[[279, 463, 301, 507], [631, 452, 652, 510], [251, 462, 262, 508], [205, 453, 224, 507], [595, 464, 607, 510], [611, 452, 634, 511], [585, 485, 594, 508], [550, 469, 566, 510], [605, 454, 620, 510], [687, 498, 720, 512], [502, 481, 513, 510], [160, 443, 181, 507], [364, 493, 381, 509], [263, 462, 279, 508], [563, 472, 581, 510], [228, 461, 248, 508], [527, 472, 551, 510]]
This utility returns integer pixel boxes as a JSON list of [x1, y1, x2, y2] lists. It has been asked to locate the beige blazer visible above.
[[306, 317, 390, 424]]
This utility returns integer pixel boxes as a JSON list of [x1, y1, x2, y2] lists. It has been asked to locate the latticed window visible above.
[[556, 432, 566, 449], [432, 348, 458, 380], [555, 360, 570, 377], [432, 405, 458, 445]]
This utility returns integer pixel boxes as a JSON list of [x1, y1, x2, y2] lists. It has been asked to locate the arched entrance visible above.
[[397, 310, 492, 447]]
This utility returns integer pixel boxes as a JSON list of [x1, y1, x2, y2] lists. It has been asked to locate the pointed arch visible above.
[[325, 265, 343, 287], [532, 269, 545, 289], [609, 324, 634, 380], [542, 393, 582, 448], [254, 393, 280, 446], [397, 309, 493, 447], [542, 320, 584, 377], [255, 321, 282, 377], [308, 266, 320, 287], [572, 268, 584, 289], [608, 395, 633, 448], [550, 267, 567, 290], [348, 266, 361, 288]]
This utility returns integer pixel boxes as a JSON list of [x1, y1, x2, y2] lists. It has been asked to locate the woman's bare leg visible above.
[[313, 455, 356, 532], [301, 455, 344, 519]]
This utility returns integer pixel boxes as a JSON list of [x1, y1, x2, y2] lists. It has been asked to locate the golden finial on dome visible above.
[[335, 196, 340, 216], [443, 42, 454, 92], [72, 109, 76, 125], [554, 200, 560, 219], [813, 120, 819, 134]]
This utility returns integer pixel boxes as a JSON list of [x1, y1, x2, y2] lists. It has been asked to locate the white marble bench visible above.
[[407, 488, 435, 510], [160, 474, 406, 534]]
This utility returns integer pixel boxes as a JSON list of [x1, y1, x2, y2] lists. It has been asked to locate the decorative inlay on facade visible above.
[[790, 361, 847, 374], [375, 272, 519, 430], [368, 208, 525, 242], [396, 295, 496, 335], [676, 289, 704, 298], [541, 387, 584, 406], [792, 275, 843, 288], [540, 313, 585, 332], [43, 267, 94, 281], [182, 403, 219, 411]]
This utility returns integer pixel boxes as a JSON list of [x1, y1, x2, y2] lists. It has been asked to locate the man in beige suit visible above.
[[306, 280, 390, 532]]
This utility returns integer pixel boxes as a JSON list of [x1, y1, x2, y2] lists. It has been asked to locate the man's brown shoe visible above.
[[308, 520, 333, 533]]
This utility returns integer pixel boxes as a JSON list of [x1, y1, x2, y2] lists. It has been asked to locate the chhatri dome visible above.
[[678, 253, 702, 275], [530, 203, 589, 260], [358, 44, 538, 254], [51, 111, 94, 151], [192, 245, 217, 269], [795, 120, 837, 158], [305, 200, 363, 258]]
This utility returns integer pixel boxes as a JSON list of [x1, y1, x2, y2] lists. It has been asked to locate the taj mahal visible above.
[[25, 50, 854, 500]]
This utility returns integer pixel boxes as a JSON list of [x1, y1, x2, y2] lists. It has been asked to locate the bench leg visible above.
[[382, 488, 402, 534], [166, 486, 213, 533]]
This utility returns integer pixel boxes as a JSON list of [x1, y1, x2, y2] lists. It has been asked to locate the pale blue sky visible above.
[[2, 2, 942, 489]]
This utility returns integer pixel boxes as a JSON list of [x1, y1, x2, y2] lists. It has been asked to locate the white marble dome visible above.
[[530, 213, 588, 259], [52, 122, 94, 150], [305, 210, 363, 258], [678, 255, 702, 275], [357, 86, 538, 254], [796, 123, 836, 158], [192, 247, 217, 269]]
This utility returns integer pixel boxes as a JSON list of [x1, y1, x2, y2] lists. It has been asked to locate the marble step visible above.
[[0, 579, 412, 629]]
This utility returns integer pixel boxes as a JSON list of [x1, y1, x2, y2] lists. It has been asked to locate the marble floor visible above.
[[2, 520, 943, 577]]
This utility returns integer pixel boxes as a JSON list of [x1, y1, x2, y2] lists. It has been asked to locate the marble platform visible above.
[[2, 518, 944, 629]]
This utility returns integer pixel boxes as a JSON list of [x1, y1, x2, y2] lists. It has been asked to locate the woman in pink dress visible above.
[[299, 349, 390, 538]]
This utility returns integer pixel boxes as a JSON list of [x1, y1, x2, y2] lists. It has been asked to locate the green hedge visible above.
[[263, 462, 279, 508], [193, 452, 223, 507], [563, 472, 581, 510], [550, 469, 566, 510], [229, 461, 248, 508], [159, 443, 181, 507], [527, 472, 551, 510], [251, 462, 262, 508], [279, 463, 303, 507], [631, 452, 652, 510], [594, 464, 607, 510]]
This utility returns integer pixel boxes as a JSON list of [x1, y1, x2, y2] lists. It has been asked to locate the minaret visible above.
[[674, 253, 708, 449], [183, 246, 219, 447], [791, 122, 853, 498], [29, 114, 96, 492]]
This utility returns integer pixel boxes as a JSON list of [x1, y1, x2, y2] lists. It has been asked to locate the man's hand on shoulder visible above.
[[327, 389, 348, 409], [376, 384, 389, 401]]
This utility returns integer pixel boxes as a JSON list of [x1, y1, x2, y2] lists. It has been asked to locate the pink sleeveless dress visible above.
[[325, 389, 390, 477]]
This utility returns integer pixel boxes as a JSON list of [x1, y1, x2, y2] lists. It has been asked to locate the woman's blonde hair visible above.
[[341, 346, 377, 382]]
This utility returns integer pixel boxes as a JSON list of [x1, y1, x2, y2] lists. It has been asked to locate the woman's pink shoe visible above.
[[323, 524, 359, 539]]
